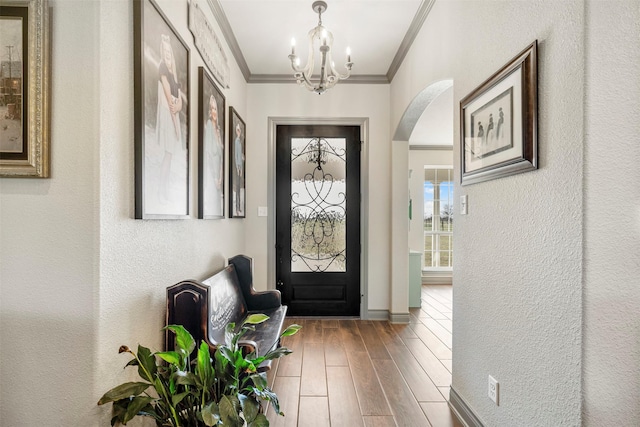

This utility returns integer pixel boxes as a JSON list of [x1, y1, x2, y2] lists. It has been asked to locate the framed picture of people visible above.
[[198, 67, 225, 219], [228, 107, 245, 218], [460, 40, 538, 186], [0, 0, 50, 178], [133, 0, 190, 219]]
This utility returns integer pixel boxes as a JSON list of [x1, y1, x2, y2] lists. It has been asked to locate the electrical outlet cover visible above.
[[488, 375, 499, 405]]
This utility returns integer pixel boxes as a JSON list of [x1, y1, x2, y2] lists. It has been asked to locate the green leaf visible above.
[[254, 387, 281, 415], [136, 345, 157, 382], [125, 358, 139, 368], [196, 341, 214, 387], [171, 390, 191, 407], [201, 401, 221, 426], [165, 324, 196, 355], [214, 349, 229, 376], [249, 372, 268, 389], [122, 396, 154, 424], [250, 355, 265, 366], [281, 324, 302, 337], [175, 371, 197, 387], [109, 400, 128, 425], [225, 325, 237, 348], [243, 359, 257, 373], [155, 350, 181, 366], [153, 377, 169, 402], [244, 313, 269, 325], [218, 346, 235, 363], [97, 382, 151, 405], [263, 346, 293, 361], [238, 394, 260, 423], [219, 395, 242, 427], [248, 413, 270, 427]]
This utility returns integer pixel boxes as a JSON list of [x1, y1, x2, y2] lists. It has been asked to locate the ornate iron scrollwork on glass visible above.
[[291, 137, 347, 272]]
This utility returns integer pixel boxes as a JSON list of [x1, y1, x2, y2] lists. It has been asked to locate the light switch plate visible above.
[[257, 206, 268, 217], [460, 195, 468, 215]]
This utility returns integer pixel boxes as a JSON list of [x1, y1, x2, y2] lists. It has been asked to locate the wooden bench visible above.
[[166, 255, 287, 371]]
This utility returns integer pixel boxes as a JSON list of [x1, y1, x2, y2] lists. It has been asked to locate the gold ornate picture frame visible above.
[[0, 0, 50, 178]]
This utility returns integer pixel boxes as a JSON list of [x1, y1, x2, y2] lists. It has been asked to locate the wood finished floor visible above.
[[265, 285, 463, 427]]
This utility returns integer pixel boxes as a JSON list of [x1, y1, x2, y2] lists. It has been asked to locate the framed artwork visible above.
[[0, 0, 49, 178], [134, 0, 190, 219], [460, 40, 538, 186], [228, 107, 245, 218], [198, 67, 225, 219]]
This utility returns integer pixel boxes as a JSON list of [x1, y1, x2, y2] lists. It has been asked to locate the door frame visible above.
[[267, 117, 369, 319]]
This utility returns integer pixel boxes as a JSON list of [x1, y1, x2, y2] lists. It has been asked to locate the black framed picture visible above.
[[134, 0, 190, 219], [198, 67, 225, 219], [460, 40, 538, 185], [0, 0, 49, 178], [228, 107, 245, 218]]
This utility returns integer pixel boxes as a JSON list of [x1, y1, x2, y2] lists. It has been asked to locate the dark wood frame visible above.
[[228, 107, 246, 218], [197, 67, 225, 219], [134, 0, 190, 219], [0, 0, 49, 178], [460, 40, 538, 186]]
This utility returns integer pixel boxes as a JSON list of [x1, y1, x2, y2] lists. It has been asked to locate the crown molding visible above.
[[386, 0, 436, 82], [210, 0, 433, 84], [248, 74, 390, 84], [409, 144, 453, 151], [207, 0, 251, 82]]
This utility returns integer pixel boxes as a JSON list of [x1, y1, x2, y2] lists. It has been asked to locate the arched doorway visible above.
[[390, 79, 454, 319]]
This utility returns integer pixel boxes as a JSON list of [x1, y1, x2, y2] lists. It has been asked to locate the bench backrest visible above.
[[202, 265, 248, 346]]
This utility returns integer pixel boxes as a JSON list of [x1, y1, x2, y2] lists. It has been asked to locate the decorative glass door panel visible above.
[[276, 125, 360, 316], [291, 137, 346, 273]]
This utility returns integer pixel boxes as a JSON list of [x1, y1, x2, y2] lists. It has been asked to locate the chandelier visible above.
[[288, 1, 353, 95]]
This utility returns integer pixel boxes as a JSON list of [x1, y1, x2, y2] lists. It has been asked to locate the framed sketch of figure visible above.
[[134, 0, 190, 219], [460, 41, 537, 186], [198, 67, 225, 219], [228, 107, 245, 218]]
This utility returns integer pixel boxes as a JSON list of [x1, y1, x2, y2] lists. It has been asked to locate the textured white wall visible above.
[[583, 1, 640, 425], [245, 84, 392, 312], [409, 86, 454, 146], [0, 1, 100, 425], [1, 0, 248, 425], [96, 1, 248, 425], [392, 0, 584, 425]]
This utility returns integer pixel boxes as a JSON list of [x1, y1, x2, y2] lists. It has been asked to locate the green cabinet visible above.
[[409, 251, 422, 308]]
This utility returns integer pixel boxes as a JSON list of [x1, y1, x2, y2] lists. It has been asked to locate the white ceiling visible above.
[[217, 0, 427, 82]]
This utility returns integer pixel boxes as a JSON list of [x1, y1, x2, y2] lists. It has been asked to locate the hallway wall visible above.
[[391, 0, 585, 425], [0, 1, 99, 424], [583, 1, 640, 424], [245, 84, 392, 313], [0, 0, 249, 425]]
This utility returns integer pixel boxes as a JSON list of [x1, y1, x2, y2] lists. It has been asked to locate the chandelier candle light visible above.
[[288, 1, 353, 94]]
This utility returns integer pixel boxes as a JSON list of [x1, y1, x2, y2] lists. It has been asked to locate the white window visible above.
[[424, 168, 453, 270]]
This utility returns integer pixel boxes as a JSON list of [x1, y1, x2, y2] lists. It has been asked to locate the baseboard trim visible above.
[[449, 388, 485, 427], [367, 310, 389, 321], [389, 312, 411, 324]]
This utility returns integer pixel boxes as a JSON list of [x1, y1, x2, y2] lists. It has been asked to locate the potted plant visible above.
[[98, 314, 301, 426]]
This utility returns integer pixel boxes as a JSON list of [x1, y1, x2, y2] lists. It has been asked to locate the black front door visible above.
[[275, 125, 361, 316]]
